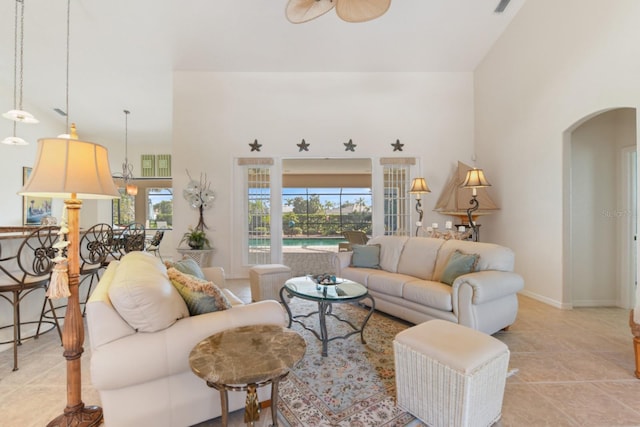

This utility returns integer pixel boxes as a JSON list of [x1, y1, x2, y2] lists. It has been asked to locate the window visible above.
[[283, 188, 372, 237], [112, 179, 172, 228], [247, 167, 271, 265], [383, 164, 411, 236], [112, 190, 135, 226], [147, 187, 173, 229]]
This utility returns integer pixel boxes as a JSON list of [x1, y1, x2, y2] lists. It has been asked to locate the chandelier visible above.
[[121, 110, 138, 196]]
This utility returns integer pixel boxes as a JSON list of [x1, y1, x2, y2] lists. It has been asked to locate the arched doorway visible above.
[[564, 108, 637, 308]]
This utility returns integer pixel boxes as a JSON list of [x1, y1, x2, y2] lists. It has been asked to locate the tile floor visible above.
[[1, 280, 639, 427]]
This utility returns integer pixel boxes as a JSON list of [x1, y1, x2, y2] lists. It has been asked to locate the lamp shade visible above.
[[409, 177, 431, 194], [2, 109, 39, 124], [19, 138, 120, 199], [461, 168, 491, 188]]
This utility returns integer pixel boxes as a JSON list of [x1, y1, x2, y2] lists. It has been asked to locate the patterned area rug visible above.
[[277, 299, 424, 426]]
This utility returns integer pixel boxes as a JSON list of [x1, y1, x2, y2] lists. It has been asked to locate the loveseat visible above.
[[86, 252, 288, 427], [333, 236, 524, 335]]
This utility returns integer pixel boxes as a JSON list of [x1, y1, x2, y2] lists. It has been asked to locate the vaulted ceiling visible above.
[[0, 0, 525, 147]]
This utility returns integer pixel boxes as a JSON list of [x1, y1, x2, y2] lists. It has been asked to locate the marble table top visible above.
[[189, 324, 306, 385]]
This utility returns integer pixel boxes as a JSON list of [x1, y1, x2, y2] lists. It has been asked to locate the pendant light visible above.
[[2, 0, 38, 146], [2, 0, 38, 125], [122, 110, 138, 196]]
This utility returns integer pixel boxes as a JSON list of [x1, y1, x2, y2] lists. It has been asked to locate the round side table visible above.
[[189, 324, 306, 426]]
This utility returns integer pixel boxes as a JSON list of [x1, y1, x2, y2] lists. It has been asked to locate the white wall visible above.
[[475, 0, 640, 307], [173, 72, 475, 276]]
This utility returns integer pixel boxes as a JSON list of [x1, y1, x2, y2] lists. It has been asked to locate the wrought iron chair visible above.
[[122, 222, 146, 254], [145, 230, 164, 261], [79, 223, 113, 315], [42, 223, 114, 320], [0, 226, 62, 371]]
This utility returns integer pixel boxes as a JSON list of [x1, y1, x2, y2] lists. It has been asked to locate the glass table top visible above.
[[283, 276, 367, 301]]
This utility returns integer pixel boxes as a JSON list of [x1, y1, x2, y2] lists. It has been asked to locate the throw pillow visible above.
[[108, 252, 189, 333], [167, 267, 231, 315], [350, 244, 381, 269], [165, 257, 205, 279], [440, 250, 479, 286]]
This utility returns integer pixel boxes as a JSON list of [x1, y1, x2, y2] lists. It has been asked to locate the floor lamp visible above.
[[461, 168, 491, 242], [20, 137, 119, 427], [409, 178, 431, 236]]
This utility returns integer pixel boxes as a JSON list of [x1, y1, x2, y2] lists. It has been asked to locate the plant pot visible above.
[[188, 241, 204, 250]]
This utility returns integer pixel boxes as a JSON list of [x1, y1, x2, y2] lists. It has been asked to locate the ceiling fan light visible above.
[[1, 136, 29, 146], [286, 0, 336, 23], [335, 0, 391, 23], [2, 109, 39, 124]]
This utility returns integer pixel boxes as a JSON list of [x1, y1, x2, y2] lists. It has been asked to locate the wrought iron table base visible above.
[[280, 286, 375, 357]]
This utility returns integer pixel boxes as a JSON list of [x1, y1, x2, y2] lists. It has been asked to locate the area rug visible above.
[[277, 299, 425, 426]]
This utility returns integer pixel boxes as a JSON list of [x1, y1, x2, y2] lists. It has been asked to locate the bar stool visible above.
[[0, 226, 62, 371], [44, 223, 113, 320]]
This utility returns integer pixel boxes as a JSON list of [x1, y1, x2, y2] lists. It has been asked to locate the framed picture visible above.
[[23, 167, 53, 225]]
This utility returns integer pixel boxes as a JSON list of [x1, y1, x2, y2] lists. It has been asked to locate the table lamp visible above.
[[461, 168, 491, 242], [20, 136, 120, 426], [409, 177, 431, 236]]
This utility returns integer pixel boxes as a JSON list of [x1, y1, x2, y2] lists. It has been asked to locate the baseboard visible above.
[[518, 290, 571, 309], [572, 299, 618, 307]]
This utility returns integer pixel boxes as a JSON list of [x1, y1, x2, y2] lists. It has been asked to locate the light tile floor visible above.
[[1, 280, 639, 427]]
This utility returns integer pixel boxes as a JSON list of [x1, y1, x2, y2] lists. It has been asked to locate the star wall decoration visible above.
[[391, 139, 404, 152], [297, 139, 310, 151], [344, 139, 356, 152], [249, 139, 262, 152]]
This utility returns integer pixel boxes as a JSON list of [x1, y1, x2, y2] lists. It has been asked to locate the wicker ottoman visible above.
[[249, 264, 292, 302], [394, 320, 509, 427]]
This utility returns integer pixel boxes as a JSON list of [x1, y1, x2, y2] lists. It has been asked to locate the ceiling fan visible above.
[[286, 0, 391, 24]]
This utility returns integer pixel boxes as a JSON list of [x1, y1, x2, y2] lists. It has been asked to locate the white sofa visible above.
[[86, 252, 288, 427], [333, 236, 524, 335]]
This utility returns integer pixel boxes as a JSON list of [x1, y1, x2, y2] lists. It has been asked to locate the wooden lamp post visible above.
[[20, 136, 119, 426]]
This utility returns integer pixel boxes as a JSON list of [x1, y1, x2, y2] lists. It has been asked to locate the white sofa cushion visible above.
[[108, 252, 189, 332], [368, 235, 409, 273], [396, 237, 444, 280], [367, 271, 417, 298], [402, 280, 453, 311]]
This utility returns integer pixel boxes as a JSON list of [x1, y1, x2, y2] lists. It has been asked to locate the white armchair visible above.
[[86, 252, 287, 427]]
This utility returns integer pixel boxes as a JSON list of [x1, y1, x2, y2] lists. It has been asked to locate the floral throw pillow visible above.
[[167, 267, 231, 315]]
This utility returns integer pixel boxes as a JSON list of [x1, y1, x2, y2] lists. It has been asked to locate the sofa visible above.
[[333, 236, 524, 335], [86, 252, 288, 427]]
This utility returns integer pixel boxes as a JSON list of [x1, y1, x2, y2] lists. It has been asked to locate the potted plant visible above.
[[181, 226, 210, 249]]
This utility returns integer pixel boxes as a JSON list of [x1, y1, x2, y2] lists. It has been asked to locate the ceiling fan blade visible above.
[[335, 0, 391, 23], [286, 0, 336, 24]]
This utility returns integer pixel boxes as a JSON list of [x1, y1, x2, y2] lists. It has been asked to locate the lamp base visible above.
[[47, 405, 103, 427]]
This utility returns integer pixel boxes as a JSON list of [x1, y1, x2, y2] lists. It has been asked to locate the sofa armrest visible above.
[[332, 252, 353, 276], [202, 266, 225, 286], [90, 300, 287, 391], [452, 270, 524, 305]]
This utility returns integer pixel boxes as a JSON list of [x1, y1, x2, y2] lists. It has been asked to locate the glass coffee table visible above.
[[279, 276, 375, 357]]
